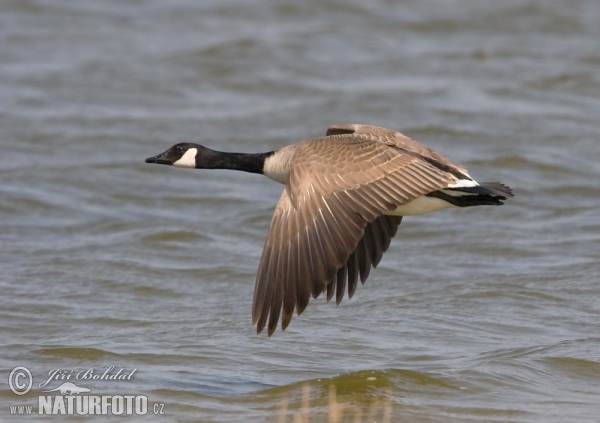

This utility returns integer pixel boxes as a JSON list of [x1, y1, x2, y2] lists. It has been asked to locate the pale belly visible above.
[[385, 195, 456, 216]]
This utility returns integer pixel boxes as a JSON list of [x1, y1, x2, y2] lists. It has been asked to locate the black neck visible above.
[[199, 150, 274, 175]]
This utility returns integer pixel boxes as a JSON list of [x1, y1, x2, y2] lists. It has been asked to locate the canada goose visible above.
[[145, 124, 513, 336]]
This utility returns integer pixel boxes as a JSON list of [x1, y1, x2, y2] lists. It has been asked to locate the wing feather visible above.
[[252, 136, 454, 335]]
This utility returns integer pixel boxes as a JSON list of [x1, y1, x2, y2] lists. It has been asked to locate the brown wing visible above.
[[326, 123, 472, 179], [252, 137, 455, 336], [326, 215, 402, 306]]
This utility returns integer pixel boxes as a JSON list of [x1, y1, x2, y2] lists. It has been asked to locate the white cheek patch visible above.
[[173, 148, 197, 168]]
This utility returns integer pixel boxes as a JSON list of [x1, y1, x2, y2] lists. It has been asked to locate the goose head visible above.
[[145, 143, 216, 169]]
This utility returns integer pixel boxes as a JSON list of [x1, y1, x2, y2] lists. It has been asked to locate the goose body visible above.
[[146, 124, 513, 336]]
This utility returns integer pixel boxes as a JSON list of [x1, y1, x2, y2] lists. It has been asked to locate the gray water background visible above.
[[1, 0, 600, 421]]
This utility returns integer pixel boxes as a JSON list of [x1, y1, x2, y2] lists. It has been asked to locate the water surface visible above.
[[1, 0, 600, 421]]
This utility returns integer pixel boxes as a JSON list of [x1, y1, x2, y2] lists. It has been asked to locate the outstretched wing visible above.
[[326, 123, 472, 179], [252, 136, 455, 336], [326, 215, 403, 306]]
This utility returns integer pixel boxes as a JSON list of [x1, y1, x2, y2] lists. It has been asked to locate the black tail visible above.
[[427, 182, 514, 207]]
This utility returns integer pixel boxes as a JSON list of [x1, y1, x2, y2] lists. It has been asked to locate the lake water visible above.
[[1, 0, 600, 421]]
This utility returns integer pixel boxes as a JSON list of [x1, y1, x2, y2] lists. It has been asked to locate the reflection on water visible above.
[[276, 384, 392, 423], [2, 0, 600, 421]]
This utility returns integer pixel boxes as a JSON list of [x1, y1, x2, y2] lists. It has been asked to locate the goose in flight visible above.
[[145, 124, 513, 336]]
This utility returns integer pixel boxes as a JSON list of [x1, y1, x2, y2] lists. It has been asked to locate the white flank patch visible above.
[[448, 178, 479, 188], [173, 148, 198, 168]]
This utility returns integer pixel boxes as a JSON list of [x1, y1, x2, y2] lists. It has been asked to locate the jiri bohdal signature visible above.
[[38, 366, 137, 388]]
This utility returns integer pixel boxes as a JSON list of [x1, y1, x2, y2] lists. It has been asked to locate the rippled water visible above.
[[2, 0, 600, 421]]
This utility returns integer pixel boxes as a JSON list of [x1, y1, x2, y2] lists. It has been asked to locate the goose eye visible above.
[[176, 146, 183, 153]]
